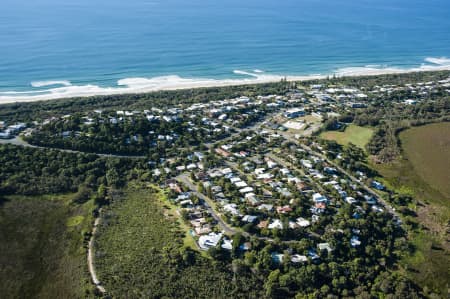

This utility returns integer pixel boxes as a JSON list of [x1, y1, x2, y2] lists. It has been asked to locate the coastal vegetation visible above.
[[370, 123, 450, 295], [0, 194, 95, 298], [94, 186, 264, 298]]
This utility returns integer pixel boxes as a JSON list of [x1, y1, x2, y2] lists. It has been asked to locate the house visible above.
[[350, 236, 361, 247], [372, 205, 384, 213], [235, 181, 248, 188], [345, 197, 357, 205], [246, 196, 260, 206], [242, 215, 258, 223], [307, 249, 320, 260], [301, 159, 313, 169], [280, 168, 290, 176], [255, 168, 265, 175], [230, 177, 242, 183], [284, 108, 305, 118], [276, 205, 293, 214], [239, 242, 251, 251], [215, 148, 230, 157], [267, 160, 278, 169], [296, 217, 311, 227], [211, 186, 222, 193], [194, 152, 205, 160], [296, 182, 311, 191], [221, 168, 233, 175], [258, 204, 274, 212], [317, 243, 333, 253], [312, 193, 328, 203], [221, 239, 233, 251], [176, 165, 186, 172], [198, 232, 223, 250], [291, 254, 308, 263], [280, 188, 293, 198], [179, 199, 194, 207], [257, 173, 274, 180], [371, 181, 385, 190], [289, 221, 299, 229], [324, 167, 337, 174], [186, 163, 197, 170], [268, 219, 283, 229], [271, 252, 284, 264], [239, 187, 254, 194], [346, 102, 367, 108], [365, 195, 377, 205], [223, 203, 240, 216], [195, 226, 212, 235], [257, 220, 269, 229]]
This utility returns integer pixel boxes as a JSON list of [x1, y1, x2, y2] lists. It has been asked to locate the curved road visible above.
[[0, 136, 145, 159]]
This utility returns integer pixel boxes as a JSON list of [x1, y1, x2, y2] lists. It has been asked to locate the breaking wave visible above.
[[1, 57, 450, 103]]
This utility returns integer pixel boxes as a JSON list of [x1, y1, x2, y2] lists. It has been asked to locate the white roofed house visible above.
[[198, 232, 223, 250], [291, 254, 308, 263], [312, 193, 328, 203], [268, 219, 283, 229], [296, 217, 311, 227], [317, 242, 333, 253], [235, 181, 248, 188], [239, 186, 254, 194], [223, 203, 241, 216], [266, 160, 278, 169]]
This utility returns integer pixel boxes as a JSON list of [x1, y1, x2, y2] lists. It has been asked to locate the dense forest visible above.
[[0, 144, 144, 195]]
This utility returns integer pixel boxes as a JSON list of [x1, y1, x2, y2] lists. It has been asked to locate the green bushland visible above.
[[0, 144, 142, 298], [371, 122, 450, 296], [320, 124, 373, 150], [0, 194, 95, 298], [95, 186, 263, 298]]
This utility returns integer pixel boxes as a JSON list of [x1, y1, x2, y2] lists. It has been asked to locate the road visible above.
[[176, 173, 244, 236], [276, 130, 399, 218], [177, 165, 326, 243], [87, 217, 106, 294], [266, 152, 327, 194], [0, 136, 145, 159]]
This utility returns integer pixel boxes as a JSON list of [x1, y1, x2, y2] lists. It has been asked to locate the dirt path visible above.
[[88, 217, 106, 294]]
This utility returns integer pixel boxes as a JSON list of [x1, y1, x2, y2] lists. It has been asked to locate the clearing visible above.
[[320, 124, 373, 150]]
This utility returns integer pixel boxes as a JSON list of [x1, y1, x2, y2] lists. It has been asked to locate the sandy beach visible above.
[[1, 59, 450, 104]]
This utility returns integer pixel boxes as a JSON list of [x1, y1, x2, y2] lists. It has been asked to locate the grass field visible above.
[[0, 194, 95, 298], [94, 185, 263, 298], [371, 122, 450, 296], [320, 124, 374, 150], [400, 122, 450, 199]]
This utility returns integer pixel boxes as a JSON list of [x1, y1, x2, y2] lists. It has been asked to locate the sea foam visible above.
[[31, 80, 72, 88], [1, 57, 450, 104]]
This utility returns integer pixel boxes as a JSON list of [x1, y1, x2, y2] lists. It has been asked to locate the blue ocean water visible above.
[[1, 0, 450, 101]]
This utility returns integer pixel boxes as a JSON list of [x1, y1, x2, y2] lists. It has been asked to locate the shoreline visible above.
[[1, 62, 450, 104]]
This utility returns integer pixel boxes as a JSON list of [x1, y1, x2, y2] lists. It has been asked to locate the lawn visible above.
[[94, 185, 263, 298], [0, 194, 95, 298], [320, 124, 374, 150]]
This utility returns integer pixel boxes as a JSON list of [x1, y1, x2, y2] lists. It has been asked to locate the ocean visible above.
[[1, 0, 450, 102]]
